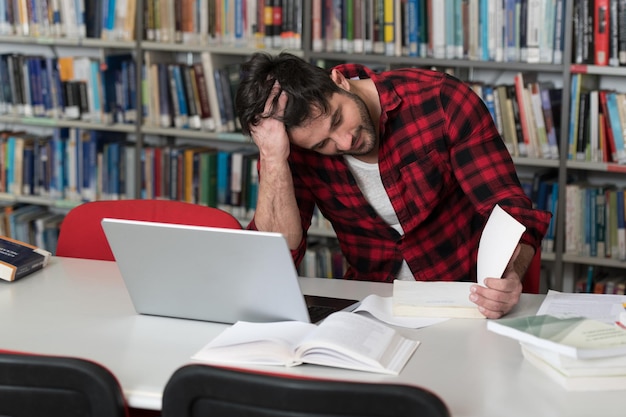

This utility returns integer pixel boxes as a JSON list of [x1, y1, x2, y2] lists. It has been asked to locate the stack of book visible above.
[[487, 315, 626, 391]]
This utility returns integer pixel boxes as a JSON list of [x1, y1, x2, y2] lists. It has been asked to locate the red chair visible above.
[[56, 200, 242, 261], [522, 249, 542, 294]]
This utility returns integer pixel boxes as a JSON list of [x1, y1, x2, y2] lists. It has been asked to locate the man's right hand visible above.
[[250, 84, 290, 165]]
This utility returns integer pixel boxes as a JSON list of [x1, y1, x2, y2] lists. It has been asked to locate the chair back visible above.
[[56, 200, 242, 260], [161, 364, 450, 417], [522, 249, 542, 294], [0, 352, 127, 417]]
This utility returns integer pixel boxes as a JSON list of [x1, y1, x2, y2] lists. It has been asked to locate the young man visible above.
[[235, 52, 552, 318]]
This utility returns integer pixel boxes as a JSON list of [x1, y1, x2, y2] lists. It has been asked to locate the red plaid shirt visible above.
[[249, 64, 552, 283]]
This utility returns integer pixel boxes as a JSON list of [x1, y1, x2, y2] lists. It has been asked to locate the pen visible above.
[[617, 304, 626, 330]]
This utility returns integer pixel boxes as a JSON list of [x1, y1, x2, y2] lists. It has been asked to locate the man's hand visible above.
[[469, 245, 524, 319], [250, 84, 290, 164]]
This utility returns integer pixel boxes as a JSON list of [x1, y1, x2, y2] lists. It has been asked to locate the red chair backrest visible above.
[[522, 249, 542, 294], [56, 200, 242, 261]]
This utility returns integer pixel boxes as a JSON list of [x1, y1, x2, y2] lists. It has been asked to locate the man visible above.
[[235, 52, 551, 319]]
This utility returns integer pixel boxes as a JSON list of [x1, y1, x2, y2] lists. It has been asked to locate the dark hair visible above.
[[235, 52, 342, 136]]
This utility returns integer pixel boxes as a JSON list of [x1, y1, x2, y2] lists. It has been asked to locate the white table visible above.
[[1, 257, 623, 417]]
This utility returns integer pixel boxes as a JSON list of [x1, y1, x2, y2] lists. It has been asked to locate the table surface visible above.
[[1, 257, 623, 417]]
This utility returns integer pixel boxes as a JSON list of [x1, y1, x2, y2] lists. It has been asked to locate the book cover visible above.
[[0, 235, 51, 282], [191, 311, 419, 375], [487, 315, 626, 359]]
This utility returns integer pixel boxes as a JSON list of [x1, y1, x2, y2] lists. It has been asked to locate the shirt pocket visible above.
[[398, 148, 453, 222]]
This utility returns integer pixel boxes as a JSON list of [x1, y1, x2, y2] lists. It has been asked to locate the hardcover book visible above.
[[0, 235, 51, 282]]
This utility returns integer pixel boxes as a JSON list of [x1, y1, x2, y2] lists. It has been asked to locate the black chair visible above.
[[161, 364, 451, 417], [0, 352, 128, 417]]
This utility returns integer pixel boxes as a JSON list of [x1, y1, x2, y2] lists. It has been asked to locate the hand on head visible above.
[[250, 82, 291, 163]]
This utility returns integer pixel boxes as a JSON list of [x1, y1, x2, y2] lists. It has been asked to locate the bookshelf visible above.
[[3, 0, 626, 292]]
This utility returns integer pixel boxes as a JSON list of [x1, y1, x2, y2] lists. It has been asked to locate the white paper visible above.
[[537, 290, 626, 325], [476, 204, 526, 286], [353, 294, 448, 328]]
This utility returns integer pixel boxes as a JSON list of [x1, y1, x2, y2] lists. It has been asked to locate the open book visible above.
[[192, 312, 420, 375]]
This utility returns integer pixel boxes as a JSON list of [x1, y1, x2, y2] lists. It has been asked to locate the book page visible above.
[[192, 320, 316, 366], [537, 290, 626, 324], [353, 294, 448, 328], [477, 204, 526, 286], [295, 312, 420, 374]]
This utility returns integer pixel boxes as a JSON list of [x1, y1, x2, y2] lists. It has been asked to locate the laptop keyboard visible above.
[[307, 305, 337, 323]]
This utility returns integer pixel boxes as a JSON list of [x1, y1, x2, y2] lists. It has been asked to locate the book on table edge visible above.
[[521, 344, 626, 391], [520, 343, 626, 378], [0, 235, 51, 282], [487, 315, 626, 359]]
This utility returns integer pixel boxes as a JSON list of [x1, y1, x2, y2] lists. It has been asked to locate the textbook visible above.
[[520, 343, 626, 378], [487, 315, 626, 359], [392, 281, 484, 319], [191, 312, 420, 375], [0, 236, 51, 282], [521, 344, 626, 391]]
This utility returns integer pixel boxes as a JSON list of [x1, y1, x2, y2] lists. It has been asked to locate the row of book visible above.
[[567, 75, 626, 164], [312, 0, 567, 64], [143, 52, 241, 133], [0, 129, 130, 202], [574, 265, 626, 294], [0, 51, 242, 134], [519, 169, 558, 254], [145, 0, 303, 50], [0, 128, 260, 216], [139, 145, 259, 220], [573, 0, 626, 67], [0, 53, 136, 125], [0, 0, 87, 38], [299, 240, 347, 279], [564, 183, 626, 263], [0, 0, 136, 40], [474, 74, 562, 160], [0, 203, 63, 255], [0, 0, 304, 48]]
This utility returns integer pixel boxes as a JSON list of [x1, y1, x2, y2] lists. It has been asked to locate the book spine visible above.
[[619, 0, 626, 64], [595, 0, 610, 65], [552, 0, 564, 64], [383, 0, 394, 56], [191, 62, 215, 131], [181, 64, 201, 129]]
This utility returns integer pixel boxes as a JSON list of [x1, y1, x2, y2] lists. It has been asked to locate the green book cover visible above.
[[487, 315, 626, 359]]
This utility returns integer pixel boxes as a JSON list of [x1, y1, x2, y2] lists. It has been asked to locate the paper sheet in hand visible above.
[[476, 204, 526, 286]]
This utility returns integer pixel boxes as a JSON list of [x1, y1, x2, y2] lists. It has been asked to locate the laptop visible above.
[[101, 218, 359, 324]]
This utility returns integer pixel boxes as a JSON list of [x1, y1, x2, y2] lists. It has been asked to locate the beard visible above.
[[339, 90, 378, 157]]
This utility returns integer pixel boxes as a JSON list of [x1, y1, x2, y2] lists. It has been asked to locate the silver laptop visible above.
[[101, 218, 359, 324]]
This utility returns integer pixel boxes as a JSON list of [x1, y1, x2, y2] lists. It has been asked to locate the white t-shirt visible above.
[[344, 155, 414, 280]]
